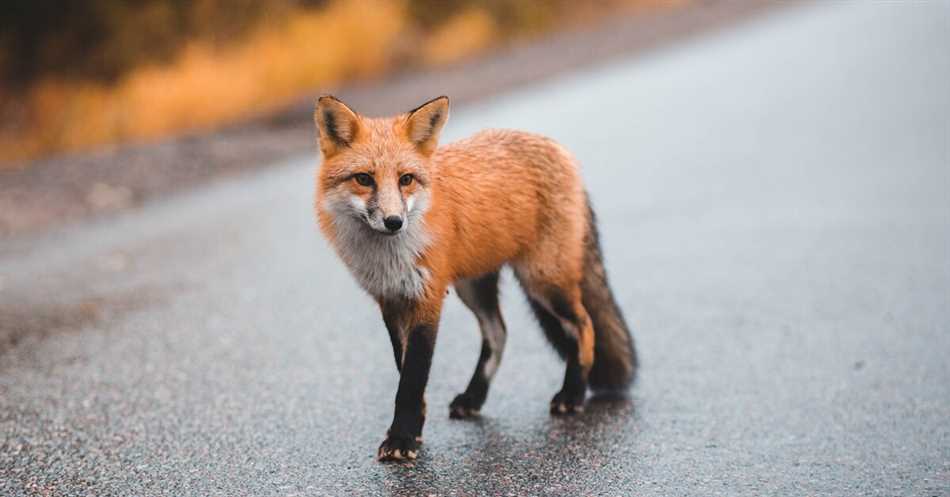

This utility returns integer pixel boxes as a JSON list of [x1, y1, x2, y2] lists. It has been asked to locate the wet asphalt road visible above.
[[2, 2, 949, 496]]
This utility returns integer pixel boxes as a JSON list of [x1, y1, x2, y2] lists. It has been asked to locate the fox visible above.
[[313, 95, 637, 462]]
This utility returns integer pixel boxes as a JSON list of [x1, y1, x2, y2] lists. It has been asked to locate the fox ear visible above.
[[315, 96, 360, 157], [405, 96, 449, 156]]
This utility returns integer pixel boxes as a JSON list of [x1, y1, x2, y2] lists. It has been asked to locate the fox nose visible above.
[[383, 216, 403, 232]]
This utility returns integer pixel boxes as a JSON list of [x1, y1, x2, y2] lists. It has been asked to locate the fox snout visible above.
[[342, 183, 407, 235], [383, 216, 403, 232], [366, 184, 407, 234], [326, 178, 426, 237]]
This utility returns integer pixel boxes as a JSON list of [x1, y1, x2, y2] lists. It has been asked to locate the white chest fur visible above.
[[329, 215, 431, 300]]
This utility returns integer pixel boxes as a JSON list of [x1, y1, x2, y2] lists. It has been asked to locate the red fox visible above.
[[314, 95, 637, 461]]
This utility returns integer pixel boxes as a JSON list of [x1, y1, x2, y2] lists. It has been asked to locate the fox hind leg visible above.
[[450, 271, 507, 419], [516, 269, 594, 415]]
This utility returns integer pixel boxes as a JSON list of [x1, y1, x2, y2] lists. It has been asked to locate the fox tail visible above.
[[581, 197, 638, 391]]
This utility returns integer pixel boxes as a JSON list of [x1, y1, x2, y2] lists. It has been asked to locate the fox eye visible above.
[[354, 173, 374, 187], [399, 174, 414, 186]]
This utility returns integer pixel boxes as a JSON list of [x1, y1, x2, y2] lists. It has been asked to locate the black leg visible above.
[[450, 338, 494, 418], [527, 296, 587, 415], [451, 272, 507, 418], [378, 322, 438, 461], [381, 304, 404, 372], [551, 354, 587, 415]]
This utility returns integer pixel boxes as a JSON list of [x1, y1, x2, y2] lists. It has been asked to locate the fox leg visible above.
[[377, 295, 444, 461], [450, 271, 507, 419], [381, 306, 405, 372], [516, 270, 595, 415]]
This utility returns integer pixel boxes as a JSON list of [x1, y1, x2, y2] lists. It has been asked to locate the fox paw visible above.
[[549, 390, 585, 415], [377, 433, 421, 462], [449, 393, 483, 419]]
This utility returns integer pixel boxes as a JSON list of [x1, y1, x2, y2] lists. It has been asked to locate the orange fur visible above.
[[314, 96, 636, 459], [314, 96, 594, 367]]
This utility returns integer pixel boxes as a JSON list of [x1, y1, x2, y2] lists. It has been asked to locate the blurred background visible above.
[[1, 0, 677, 164], [0, 0, 720, 238]]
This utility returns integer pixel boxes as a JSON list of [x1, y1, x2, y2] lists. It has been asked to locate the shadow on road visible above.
[[379, 396, 638, 494]]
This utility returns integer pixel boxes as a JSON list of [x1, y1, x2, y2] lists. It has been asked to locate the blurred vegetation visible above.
[[0, 0, 678, 164]]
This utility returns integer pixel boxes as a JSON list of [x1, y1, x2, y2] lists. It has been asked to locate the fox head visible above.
[[315, 95, 449, 236]]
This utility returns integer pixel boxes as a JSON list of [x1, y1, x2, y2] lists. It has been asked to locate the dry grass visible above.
[[422, 8, 498, 66], [0, 0, 684, 165], [0, 0, 404, 164]]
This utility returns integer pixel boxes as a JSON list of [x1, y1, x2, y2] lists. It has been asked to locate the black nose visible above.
[[383, 216, 403, 232]]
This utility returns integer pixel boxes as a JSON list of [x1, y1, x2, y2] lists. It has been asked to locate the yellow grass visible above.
[[0, 0, 405, 163], [0, 0, 687, 165], [422, 8, 497, 66]]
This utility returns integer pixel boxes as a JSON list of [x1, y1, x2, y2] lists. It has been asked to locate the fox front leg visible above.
[[377, 298, 442, 462]]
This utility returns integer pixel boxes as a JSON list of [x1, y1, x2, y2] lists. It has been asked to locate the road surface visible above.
[[2, 2, 948, 495]]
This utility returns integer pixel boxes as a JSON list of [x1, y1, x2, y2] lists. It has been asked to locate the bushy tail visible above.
[[582, 198, 638, 391]]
